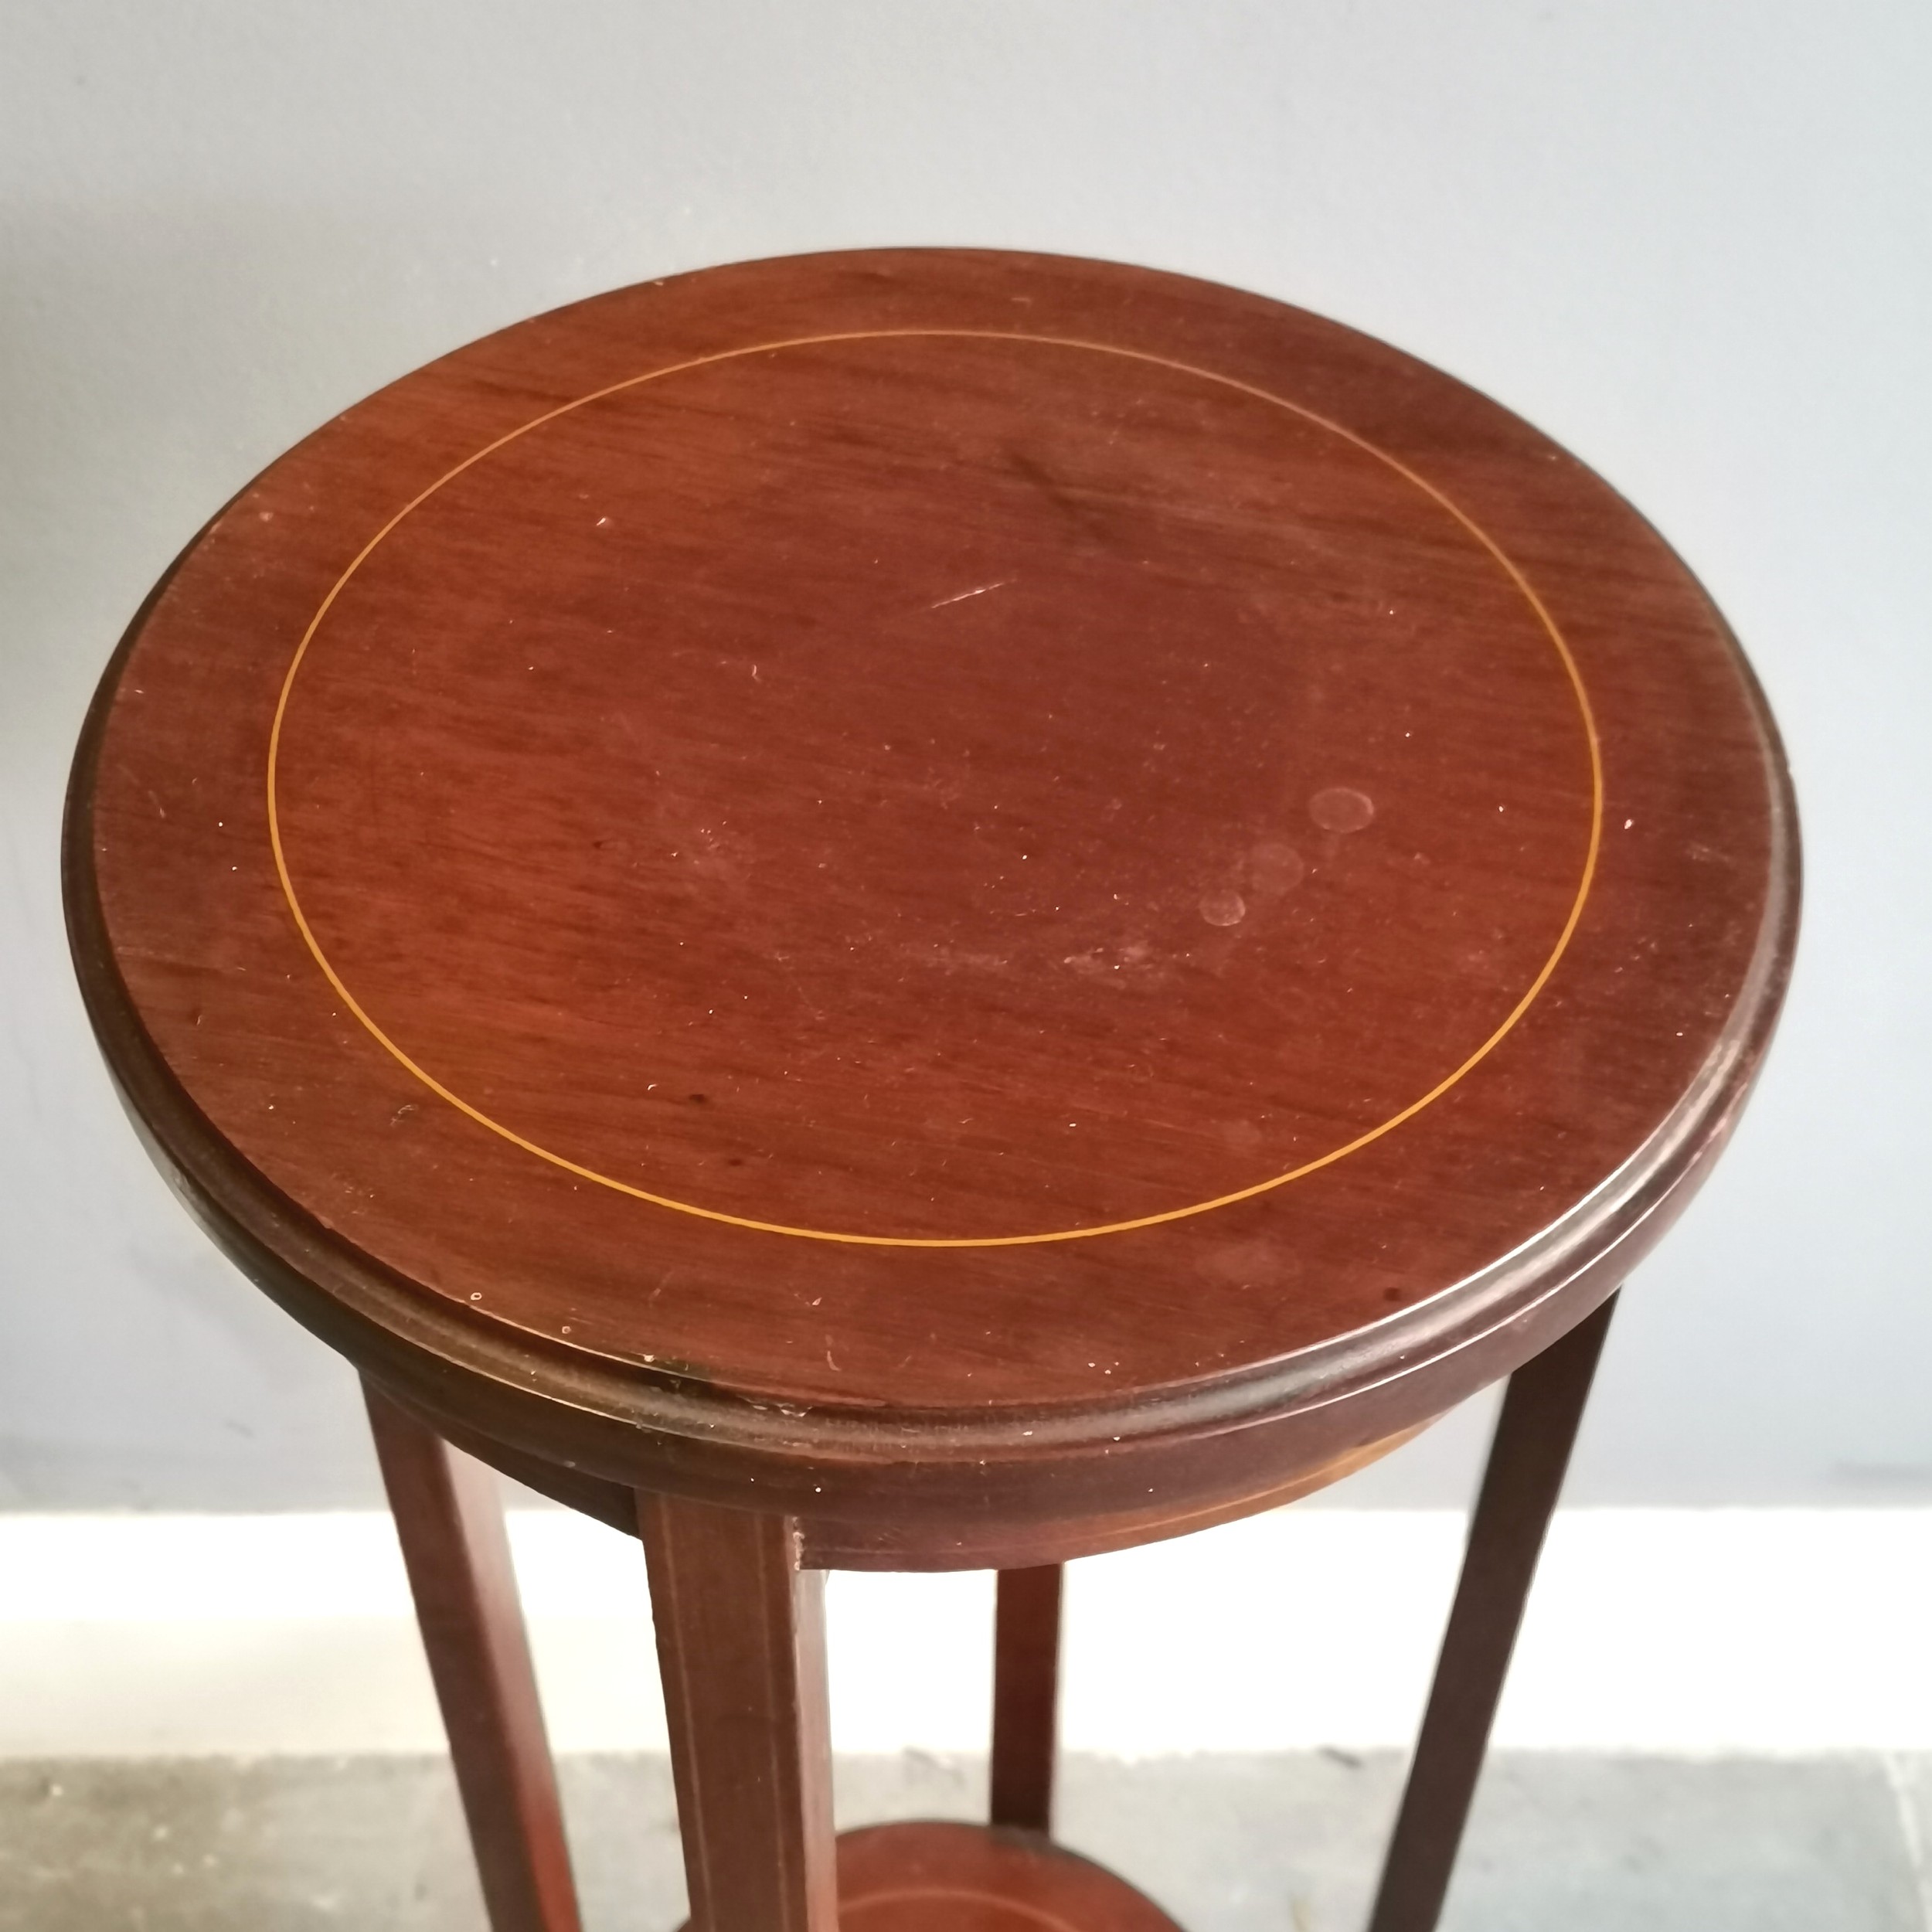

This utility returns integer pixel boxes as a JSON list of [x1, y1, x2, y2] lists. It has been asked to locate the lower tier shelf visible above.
[[836, 1821, 1184, 1932]]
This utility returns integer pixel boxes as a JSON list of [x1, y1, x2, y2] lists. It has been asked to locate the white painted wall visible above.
[[5, 1510, 1930, 1756], [2, 3, 1928, 1509]]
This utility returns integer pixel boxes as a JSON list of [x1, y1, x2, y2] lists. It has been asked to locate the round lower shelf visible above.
[[836, 1821, 1184, 1932]]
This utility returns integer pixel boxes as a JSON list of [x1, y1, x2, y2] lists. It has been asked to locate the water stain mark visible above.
[[1310, 786, 1376, 833]]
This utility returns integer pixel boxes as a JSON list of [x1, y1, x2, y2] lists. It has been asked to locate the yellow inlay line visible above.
[[267, 329, 1604, 1248]]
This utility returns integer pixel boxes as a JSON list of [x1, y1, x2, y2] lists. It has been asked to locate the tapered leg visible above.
[[638, 1492, 838, 1932], [990, 1564, 1063, 1833], [362, 1381, 581, 1932], [1366, 1292, 1619, 1932]]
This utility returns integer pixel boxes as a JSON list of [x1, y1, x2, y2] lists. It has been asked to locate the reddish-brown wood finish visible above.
[[1368, 1293, 1617, 1932], [369, 1387, 1427, 1572], [362, 1383, 580, 1932], [640, 1491, 838, 1932], [836, 1821, 1184, 1932], [991, 1566, 1064, 1835], [66, 248, 1798, 1567]]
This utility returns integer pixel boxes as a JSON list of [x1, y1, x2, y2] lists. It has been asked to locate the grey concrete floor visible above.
[[2, 1751, 1928, 1931]]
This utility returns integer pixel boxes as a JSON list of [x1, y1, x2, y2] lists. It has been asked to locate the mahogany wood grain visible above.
[[836, 1821, 1184, 1932], [639, 1492, 838, 1932], [362, 1382, 580, 1932], [366, 1389, 1428, 1572], [66, 248, 1798, 1567], [1366, 1291, 1618, 1932], [991, 1565, 1064, 1833]]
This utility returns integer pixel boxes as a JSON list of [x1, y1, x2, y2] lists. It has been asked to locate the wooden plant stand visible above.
[[66, 249, 1797, 1932]]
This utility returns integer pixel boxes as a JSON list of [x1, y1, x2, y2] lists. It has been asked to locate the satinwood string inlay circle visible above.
[[266, 328, 1604, 1249]]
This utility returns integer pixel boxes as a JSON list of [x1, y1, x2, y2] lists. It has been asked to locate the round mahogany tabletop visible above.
[[66, 250, 1796, 1566]]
